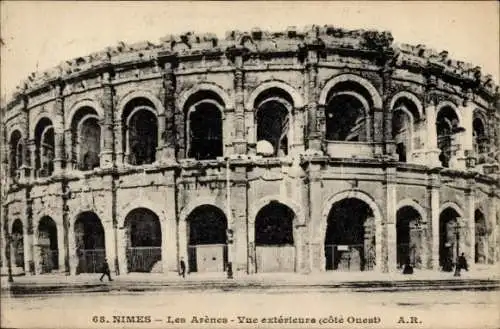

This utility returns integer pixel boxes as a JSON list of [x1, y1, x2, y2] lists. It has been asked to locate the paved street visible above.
[[2, 289, 499, 329]]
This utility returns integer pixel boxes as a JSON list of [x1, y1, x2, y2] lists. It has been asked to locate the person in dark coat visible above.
[[457, 253, 469, 271], [99, 259, 113, 282], [402, 257, 414, 275], [179, 258, 186, 278]]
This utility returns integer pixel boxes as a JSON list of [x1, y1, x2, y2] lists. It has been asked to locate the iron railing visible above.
[[126, 246, 162, 273], [77, 248, 106, 273]]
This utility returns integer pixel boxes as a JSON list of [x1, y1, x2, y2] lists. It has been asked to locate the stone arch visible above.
[[319, 74, 383, 109], [36, 216, 59, 273], [119, 199, 167, 229], [65, 99, 104, 131], [7, 122, 26, 144], [321, 189, 383, 271], [436, 101, 462, 126], [245, 80, 304, 110], [177, 82, 234, 111], [117, 90, 164, 121], [179, 197, 228, 223], [30, 112, 59, 139], [439, 201, 464, 220], [396, 199, 427, 222], [249, 195, 304, 226], [389, 91, 424, 119]]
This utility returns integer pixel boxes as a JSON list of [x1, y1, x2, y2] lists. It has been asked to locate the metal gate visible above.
[[41, 248, 59, 273], [188, 244, 227, 273], [77, 248, 106, 273], [255, 246, 295, 273], [126, 246, 162, 272], [325, 244, 375, 271]]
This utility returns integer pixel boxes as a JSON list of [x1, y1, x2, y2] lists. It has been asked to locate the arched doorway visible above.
[[11, 219, 24, 270], [124, 208, 162, 273], [34, 118, 55, 177], [396, 206, 423, 269], [436, 106, 460, 168], [324, 198, 375, 271], [475, 210, 487, 264], [37, 216, 59, 273], [187, 205, 227, 273], [74, 212, 106, 274], [439, 207, 461, 271], [255, 202, 295, 272]]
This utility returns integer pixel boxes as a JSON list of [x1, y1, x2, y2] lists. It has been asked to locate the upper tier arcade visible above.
[[2, 25, 500, 183]]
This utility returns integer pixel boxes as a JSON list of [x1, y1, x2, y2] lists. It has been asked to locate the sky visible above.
[[1, 1, 499, 102]]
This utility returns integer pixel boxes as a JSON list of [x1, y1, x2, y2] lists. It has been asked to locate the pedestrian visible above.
[[402, 257, 414, 275], [457, 253, 469, 271], [99, 259, 113, 282], [179, 258, 186, 278]]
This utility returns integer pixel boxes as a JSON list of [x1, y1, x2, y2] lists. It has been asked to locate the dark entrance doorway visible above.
[[187, 205, 227, 273], [439, 208, 460, 271], [125, 208, 162, 273], [74, 212, 106, 274], [38, 216, 59, 273], [255, 202, 295, 272], [396, 206, 423, 269], [324, 198, 375, 271], [12, 219, 24, 271], [475, 210, 487, 264]]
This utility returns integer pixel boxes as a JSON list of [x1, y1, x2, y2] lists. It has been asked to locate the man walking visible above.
[[100, 259, 113, 282]]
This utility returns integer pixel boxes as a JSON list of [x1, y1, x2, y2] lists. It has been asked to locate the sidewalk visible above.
[[2, 265, 499, 296]]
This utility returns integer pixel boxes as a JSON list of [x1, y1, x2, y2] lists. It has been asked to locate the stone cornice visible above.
[[4, 25, 498, 111]]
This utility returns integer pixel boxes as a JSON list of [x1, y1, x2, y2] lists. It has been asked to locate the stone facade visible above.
[[1, 25, 499, 277]]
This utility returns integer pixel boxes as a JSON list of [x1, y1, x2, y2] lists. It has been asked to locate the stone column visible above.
[[385, 167, 397, 272], [101, 73, 114, 168], [114, 119, 124, 166], [56, 223, 65, 273], [308, 162, 323, 272], [68, 223, 78, 275], [373, 108, 384, 156], [488, 194, 497, 264], [156, 113, 166, 162], [33, 230, 42, 275], [424, 100, 441, 167], [163, 61, 177, 162], [231, 166, 248, 273], [247, 214, 256, 274], [429, 174, 441, 270], [465, 187, 475, 269], [233, 55, 246, 155], [53, 89, 65, 174], [116, 227, 127, 275], [245, 109, 256, 155], [178, 218, 188, 266], [64, 129, 74, 171], [29, 140, 37, 180], [291, 108, 305, 155], [104, 222, 116, 273], [23, 222, 33, 275], [163, 218, 177, 274], [306, 49, 321, 151]]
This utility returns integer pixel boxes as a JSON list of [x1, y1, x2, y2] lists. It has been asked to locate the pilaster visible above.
[[305, 49, 321, 151], [385, 166, 397, 272], [100, 72, 114, 168], [53, 85, 65, 174], [424, 93, 441, 167], [233, 54, 246, 154], [308, 162, 323, 272], [429, 173, 441, 270]]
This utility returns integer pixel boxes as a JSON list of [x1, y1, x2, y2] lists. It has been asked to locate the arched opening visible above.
[[254, 202, 295, 272], [122, 98, 158, 165], [392, 98, 421, 163], [396, 206, 424, 269], [186, 205, 227, 273], [11, 219, 24, 271], [324, 198, 375, 271], [475, 210, 487, 264], [325, 82, 372, 142], [186, 91, 224, 160], [439, 207, 461, 271], [37, 216, 59, 273], [124, 208, 162, 273], [473, 117, 488, 164], [9, 130, 23, 179], [74, 212, 106, 274], [436, 106, 460, 168], [255, 88, 292, 157], [71, 107, 101, 170], [34, 118, 55, 177]]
